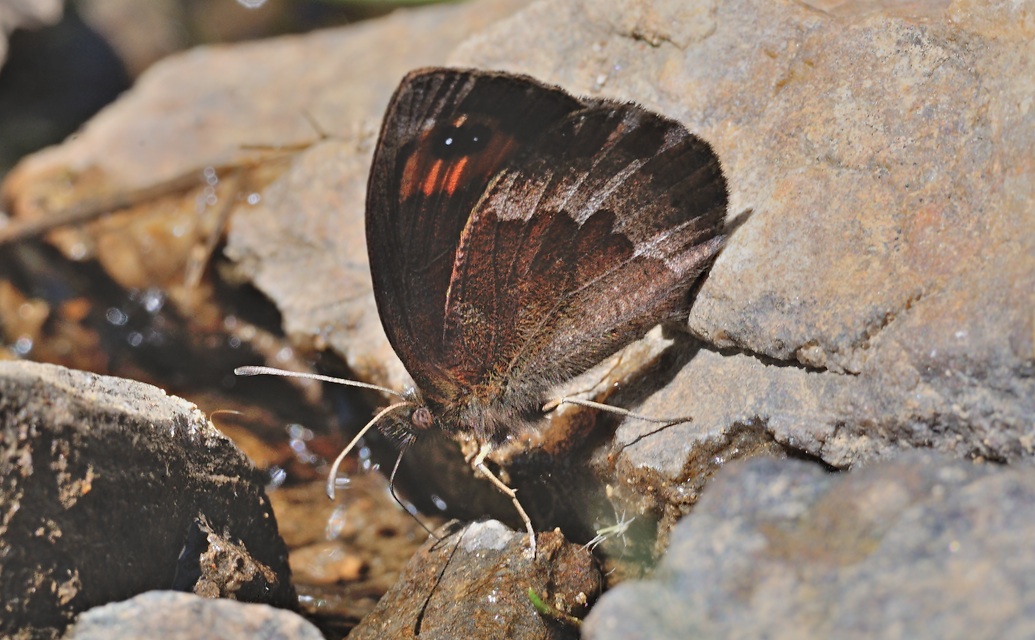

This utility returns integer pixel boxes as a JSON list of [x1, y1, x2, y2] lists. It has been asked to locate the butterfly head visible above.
[[410, 404, 435, 431], [364, 388, 433, 449]]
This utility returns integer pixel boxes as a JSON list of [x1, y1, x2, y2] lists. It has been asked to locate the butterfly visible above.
[[241, 67, 728, 554], [366, 67, 727, 545]]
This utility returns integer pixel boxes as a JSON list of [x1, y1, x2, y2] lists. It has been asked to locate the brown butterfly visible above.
[[242, 67, 728, 553]]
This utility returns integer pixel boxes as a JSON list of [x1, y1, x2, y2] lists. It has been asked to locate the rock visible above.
[[349, 521, 602, 640], [2, 0, 1031, 563], [0, 361, 294, 638], [65, 591, 322, 640], [453, 0, 1035, 543], [227, 0, 1035, 550], [596, 0, 1033, 491], [584, 453, 1035, 639]]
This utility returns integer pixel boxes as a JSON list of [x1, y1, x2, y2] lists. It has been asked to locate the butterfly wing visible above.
[[441, 104, 727, 413], [366, 68, 583, 402], [366, 68, 727, 437]]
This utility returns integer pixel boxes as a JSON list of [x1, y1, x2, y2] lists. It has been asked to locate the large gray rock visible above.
[[584, 454, 1035, 640], [456, 0, 1035, 540]]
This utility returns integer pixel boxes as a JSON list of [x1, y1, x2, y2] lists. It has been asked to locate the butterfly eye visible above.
[[432, 122, 492, 159], [410, 406, 435, 431]]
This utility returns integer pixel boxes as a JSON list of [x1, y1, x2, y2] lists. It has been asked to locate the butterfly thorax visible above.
[[420, 378, 546, 445]]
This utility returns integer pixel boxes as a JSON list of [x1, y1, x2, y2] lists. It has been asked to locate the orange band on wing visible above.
[[442, 157, 469, 197], [421, 160, 443, 197], [400, 129, 517, 201]]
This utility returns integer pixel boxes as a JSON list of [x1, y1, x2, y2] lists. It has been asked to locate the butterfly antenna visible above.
[[415, 524, 465, 635], [543, 396, 689, 425], [234, 365, 407, 399], [326, 401, 413, 500], [387, 446, 438, 540]]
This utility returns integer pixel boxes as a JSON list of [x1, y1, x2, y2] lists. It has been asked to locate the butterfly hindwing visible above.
[[442, 103, 727, 402]]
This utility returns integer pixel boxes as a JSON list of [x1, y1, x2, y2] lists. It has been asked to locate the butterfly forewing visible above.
[[366, 69, 583, 402]]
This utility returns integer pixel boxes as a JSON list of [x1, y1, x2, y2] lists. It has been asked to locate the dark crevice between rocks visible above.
[[784, 438, 843, 470], [368, 335, 717, 579], [717, 342, 840, 373], [501, 335, 720, 572]]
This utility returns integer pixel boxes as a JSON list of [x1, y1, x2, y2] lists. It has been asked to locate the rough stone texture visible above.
[[2, 0, 1032, 563], [583, 453, 1035, 640], [349, 521, 601, 640], [65, 591, 323, 640], [0, 361, 294, 638]]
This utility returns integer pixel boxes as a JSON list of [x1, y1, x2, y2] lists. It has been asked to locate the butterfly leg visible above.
[[471, 442, 537, 557]]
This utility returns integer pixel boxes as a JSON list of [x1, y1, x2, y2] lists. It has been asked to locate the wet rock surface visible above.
[[350, 521, 602, 640], [0, 361, 294, 638], [584, 453, 1035, 639], [274, 473, 441, 636]]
